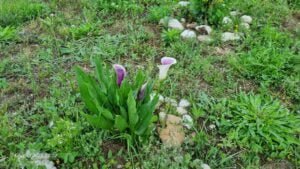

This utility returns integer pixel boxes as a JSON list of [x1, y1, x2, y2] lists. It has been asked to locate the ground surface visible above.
[[0, 0, 299, 169]]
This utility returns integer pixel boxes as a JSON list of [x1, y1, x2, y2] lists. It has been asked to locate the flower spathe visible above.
[[113, 64, 126, 86], [158, 57, 177, 80], [138, 82, 148, 100]]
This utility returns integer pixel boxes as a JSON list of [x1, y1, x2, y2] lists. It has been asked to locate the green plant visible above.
[[230, 45, 293, 85], [162, 29, 181, 46], [217, 93, 300, 162], [69, 23, 94, 40], [148, 5, 171, 23], [76, 58, 159, 145], [47, 119, 82, 163], [190, 0, 229, 26], [0, 0, 45, 26], [0, 26, 17, 42], [95, 0, 144, 16]]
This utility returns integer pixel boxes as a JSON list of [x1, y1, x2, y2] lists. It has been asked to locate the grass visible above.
[[0, 0, 299, 168]]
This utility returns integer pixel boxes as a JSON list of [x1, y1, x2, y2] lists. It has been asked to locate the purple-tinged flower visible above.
[[158, 57, 177, 80], [113, 64, 126, 86], [138, 83, 148, 100]]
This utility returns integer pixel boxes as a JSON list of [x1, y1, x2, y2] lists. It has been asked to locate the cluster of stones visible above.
[[155, 95, 211, 169], [163, 17, 213, 43], [160, 1, 253, 43], [221, 11, 253, 42], [155, 96, 193, 147]]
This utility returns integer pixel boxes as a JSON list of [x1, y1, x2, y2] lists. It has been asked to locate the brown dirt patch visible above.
[[262, 160, 294, 169], [101, 140, 126, 167], [282, 12, 300, 35]]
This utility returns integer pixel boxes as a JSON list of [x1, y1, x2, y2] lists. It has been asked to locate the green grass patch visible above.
[[0, 0, 46, 26]]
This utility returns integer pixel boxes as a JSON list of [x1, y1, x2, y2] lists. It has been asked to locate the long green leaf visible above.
[[76, 67, 98, 114], [127, 90, 138, 128], [94, 57, 108, 92]]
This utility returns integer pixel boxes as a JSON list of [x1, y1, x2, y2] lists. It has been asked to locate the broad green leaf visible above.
[[83, 113, 113, 130], [135, 95, 159, 135], [115, 115, 128, 131], [120, 106, 128, 121], [127, 90, 138, 128], [96, 104, 114, 120], [76, 67, 98, 114]]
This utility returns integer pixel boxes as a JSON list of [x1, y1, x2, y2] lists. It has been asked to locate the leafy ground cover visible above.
[[0, 0, 299, 168]]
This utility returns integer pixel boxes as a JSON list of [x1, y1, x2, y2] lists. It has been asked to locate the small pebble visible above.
[[222, 16, 232, 24], [178, 99, 191, 107], [182, 114, 193, 129], [178, 1, 190, 7]]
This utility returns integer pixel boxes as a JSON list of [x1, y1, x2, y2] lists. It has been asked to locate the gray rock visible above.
[[198, 35, 212, 43], [180, 30, 197, 39], [195, 25, 212, 35], [240, 22, 250, 29], [168, 19, 184, 30], [178, 99, 191, 107], [186, 22, 198, 29], [178, 1, 190, 7], [182, 114, 193, 129], [201, 163, 211, 169], [221, 32, 241, 42], [241, 15, 252, 24], [230, 11, 240, 17], [177, 107, 188, 115], [222, 16, 232, 24]]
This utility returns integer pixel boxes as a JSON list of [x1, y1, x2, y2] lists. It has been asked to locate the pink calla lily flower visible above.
[[158, 57, 177, 80], [113, 64, 126, 86]]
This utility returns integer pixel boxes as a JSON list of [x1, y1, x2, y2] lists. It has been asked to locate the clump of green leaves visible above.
[[95, 0, 144, 16], [69, 23, 95, 40], [162, 29, 181, 46], [148, 5, 172, 23], [76, 58, 158, 145], [217, 93, 300, 162], [0, 26, 17, 42], [47, 119, 82, 163], [190, 0, 229, 26]]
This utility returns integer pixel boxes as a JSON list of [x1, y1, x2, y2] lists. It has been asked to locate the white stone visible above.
[[177, 107, 188, 115], [197, 35, 212, 43], [159, 95, 164, 102], [241, 15, 252, 24], [180, 18, 186, 24], [182, 114, 193, 129], [180, 30, 197, 39], [178, 1, 190, 7], [221, 32, 240, 42], [240, 22, 250, 29], [222, 16, 232, 24], [201, 163, 211, 169], [178, 99, 191, 107], [25, 150, 56, 169], [168, 19, 184, 30], [208, 124, 216, 130], [195, 25, 212, 35], [159, 112, 167, 123], [165, 97, 178, 107], [230, 11, 239, 17]]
